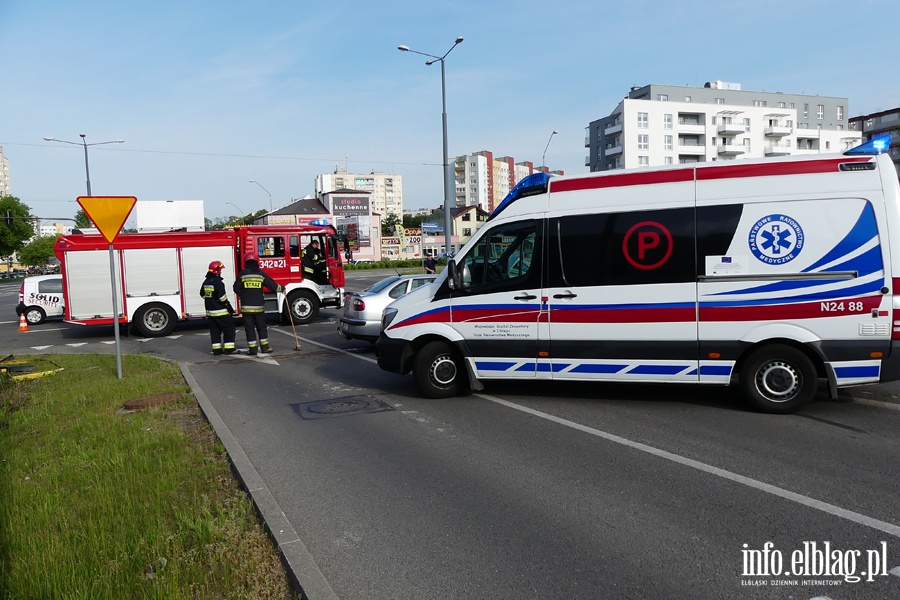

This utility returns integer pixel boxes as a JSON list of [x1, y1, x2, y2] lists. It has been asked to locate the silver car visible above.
[[338, 274, 436, 343]]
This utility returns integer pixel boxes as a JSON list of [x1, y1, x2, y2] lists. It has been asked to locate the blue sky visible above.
[[1, 0, 898, 226]]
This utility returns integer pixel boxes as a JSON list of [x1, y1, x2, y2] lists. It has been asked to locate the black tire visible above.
[[414, 341, 464, 399], [739, 344, 817, 414], [24, 306, 46, 325], [285, 290, 318, 325], [132, 303, 177, 337]]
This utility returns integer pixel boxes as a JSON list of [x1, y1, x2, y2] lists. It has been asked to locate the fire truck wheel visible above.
[[414, 341, 464, 399], [739, 344, 817, 414], [285, 290, 318, 325], [24, 306, 46, 325], [133, 303, 177, 337]]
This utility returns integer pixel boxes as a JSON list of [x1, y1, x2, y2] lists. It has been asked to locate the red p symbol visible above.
[[638, 232, 660, 259], [623, 221, 673, 270]]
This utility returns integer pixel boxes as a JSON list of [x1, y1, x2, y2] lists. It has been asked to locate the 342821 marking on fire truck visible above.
[[258, 258, 286, 269]]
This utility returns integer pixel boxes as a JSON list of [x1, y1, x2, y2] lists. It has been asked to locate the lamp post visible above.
[[227, 202, 247, 225], [398, 36, 463, 257], [542, 130, 559, 171], [43, 134, 124, 196], [249, 180, 273, 213]]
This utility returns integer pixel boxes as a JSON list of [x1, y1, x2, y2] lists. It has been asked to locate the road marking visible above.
[[66, 343, 87, 347], [477, 392, 900, 538], [31, 345, 52, 350]]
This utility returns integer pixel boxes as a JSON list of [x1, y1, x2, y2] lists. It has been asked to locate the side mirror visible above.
[[447, 260, 458, 290]]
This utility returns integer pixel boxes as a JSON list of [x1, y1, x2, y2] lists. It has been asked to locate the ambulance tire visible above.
[[24, 306, 46, 325], [739, 344, 817, 414], [285, 290, 318, 325], [414, 341, 464, 399], [132, 303, 177, 337]]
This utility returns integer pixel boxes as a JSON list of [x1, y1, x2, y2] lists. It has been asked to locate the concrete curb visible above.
[[179, 362, 338, 600]]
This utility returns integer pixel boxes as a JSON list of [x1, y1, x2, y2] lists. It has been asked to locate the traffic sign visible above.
[[77, 196, 137, 243]]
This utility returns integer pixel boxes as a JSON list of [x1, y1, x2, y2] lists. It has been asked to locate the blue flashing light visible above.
[[844, 134, 892, 155], [310, 218, 330, 226], [489, 172, 552, 221]]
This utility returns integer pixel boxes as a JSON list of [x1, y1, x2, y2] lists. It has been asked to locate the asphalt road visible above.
[[3, 274, 900, 599]]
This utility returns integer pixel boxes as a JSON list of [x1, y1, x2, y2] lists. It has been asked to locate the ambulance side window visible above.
[[459, 220, 540, 293], [550, 208, 695, 287]]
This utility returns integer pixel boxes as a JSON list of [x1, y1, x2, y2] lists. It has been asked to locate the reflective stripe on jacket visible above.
[[200, 274, 230, 317], [233, 267, 281, 313]]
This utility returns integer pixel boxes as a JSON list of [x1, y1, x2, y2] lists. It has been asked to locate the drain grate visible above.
[[292, 396, 393, 420]]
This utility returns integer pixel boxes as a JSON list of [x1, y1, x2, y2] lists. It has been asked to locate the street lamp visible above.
[[43, 134, 124, 196], [248, 180, 273, 213], [398, 36, 464, 257], [227, 202, 247, 225], [542, 130, 559, 171]]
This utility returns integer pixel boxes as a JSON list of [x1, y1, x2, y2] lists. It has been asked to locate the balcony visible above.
[[717, 122, 745, 135], [765, 144, 791, 156], [585, 156, 591, 166], [764, 125, 792, 137], [717, 144, 746, 156], [678, 123, 705, 134], [604, 122, 623, 135], [677, 144, 706, 155], [605, 145, 623, 156]]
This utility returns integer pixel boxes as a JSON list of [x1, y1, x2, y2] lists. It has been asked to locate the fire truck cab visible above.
[[54, 224, 346, 337]]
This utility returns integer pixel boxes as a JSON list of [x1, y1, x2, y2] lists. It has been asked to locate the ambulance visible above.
[[376, 137, 900, 413], [54, 222, 346, 337]]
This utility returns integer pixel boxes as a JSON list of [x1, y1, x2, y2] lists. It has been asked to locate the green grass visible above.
[[0, 354, 297, 600]]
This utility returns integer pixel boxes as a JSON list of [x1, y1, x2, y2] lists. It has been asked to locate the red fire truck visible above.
[[53, 223, 347, 337]]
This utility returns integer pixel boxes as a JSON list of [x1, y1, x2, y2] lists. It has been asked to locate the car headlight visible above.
[[382, 307, 399, 330]]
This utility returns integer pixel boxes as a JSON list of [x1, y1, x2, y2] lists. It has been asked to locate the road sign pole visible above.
[[108, 243, 122, 379]]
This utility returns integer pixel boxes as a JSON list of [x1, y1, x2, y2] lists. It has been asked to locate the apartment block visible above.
[[586, 81, 861, 172], [454, 151, 561, 213], [0, 146, 9, 197], [315, 169, 403, 221], [849, 107, 900, 177]]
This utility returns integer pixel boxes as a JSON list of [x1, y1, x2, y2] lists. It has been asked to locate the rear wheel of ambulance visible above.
[[414, 341, 464, 399], [739, 344, 817, 414], [133, 303, 177, 337], [285, 290, 318, 325]]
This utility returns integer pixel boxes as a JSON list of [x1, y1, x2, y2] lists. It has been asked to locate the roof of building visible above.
[[270, 197, 330, 216]]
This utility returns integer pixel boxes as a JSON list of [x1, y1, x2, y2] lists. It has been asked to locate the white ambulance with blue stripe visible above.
[[376, 137, 900, 413]]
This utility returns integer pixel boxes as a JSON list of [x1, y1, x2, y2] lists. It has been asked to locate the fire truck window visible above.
[[290, 236, 299, 258], [257, 237, 285, 258]]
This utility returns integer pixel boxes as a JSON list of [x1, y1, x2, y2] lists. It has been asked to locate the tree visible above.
[[382, 213, 401, 236], [74, 209, 92, 229], [402, 213, 427, 229], [18, 235, 58, 267], [0, 195, 35, 258]]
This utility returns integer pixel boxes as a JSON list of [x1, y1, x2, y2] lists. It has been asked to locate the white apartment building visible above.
[[454, 151, 555, 213], [39, 222, 73, 237], [586, 82, 862, 172], [315, 170, 403, 221], [0, 146, 10, 197]]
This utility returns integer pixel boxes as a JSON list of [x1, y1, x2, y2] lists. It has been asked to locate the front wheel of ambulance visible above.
[[133, 303, 177, 337], [739, 344, 817, 414], [285, 290, 318, 325], [414, 341, 464, 399]]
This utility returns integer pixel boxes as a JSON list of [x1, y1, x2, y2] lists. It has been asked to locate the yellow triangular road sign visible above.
[[77, 196, 137, 243]]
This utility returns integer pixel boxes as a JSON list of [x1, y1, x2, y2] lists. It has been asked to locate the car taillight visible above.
[[352, 298, 365, 311]]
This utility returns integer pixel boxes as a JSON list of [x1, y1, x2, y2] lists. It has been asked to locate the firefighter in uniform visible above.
[[302, 239, 326, 284], [233, 252, 283, 355], [200, 260, 236, 355]]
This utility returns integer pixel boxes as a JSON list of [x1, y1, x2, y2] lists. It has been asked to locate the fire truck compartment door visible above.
[[123, 248, 180, 297], [65, 250, 123, 320], [181, 246, 236, 317]]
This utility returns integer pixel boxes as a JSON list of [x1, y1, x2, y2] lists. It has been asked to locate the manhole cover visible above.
[[292, 396, 393, 420]]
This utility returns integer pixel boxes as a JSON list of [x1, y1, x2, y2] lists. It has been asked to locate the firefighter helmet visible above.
[[208, 260, 224, 274], [243, 252, 258, 264]]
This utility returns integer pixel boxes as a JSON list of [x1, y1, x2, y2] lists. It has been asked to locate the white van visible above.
[[16, 274, 64, 324], [376, 138, 900, 413]]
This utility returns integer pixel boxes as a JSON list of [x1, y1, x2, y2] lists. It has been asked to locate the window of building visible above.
[[638, 156, 649, 167], [753, 100, 767, 107], [804, 103, 809, 118], [817, 104, 824, 119], [715, 98, 724, 105], [664, 114, 673, 129], [637, 112, 648, 128], [837, 125, 843, 130], [684, 96, 691, 102], [463, 228, 471, 236], [658, 94, 668, 101], [779, 102, 786, 108], [638, 134, 649, 150], [743, 118, 751, 131], [789, 103, 795, 109], [665, 135, 673, 151], [665, 156, 674, 165], [462, 212, 471, 221], [837, 105, 844, 120]]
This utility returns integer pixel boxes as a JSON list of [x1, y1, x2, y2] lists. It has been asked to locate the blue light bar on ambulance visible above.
[[310, 218, 330, 226], [489, 172, 553, 221], [844, 134, 892, 155]]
